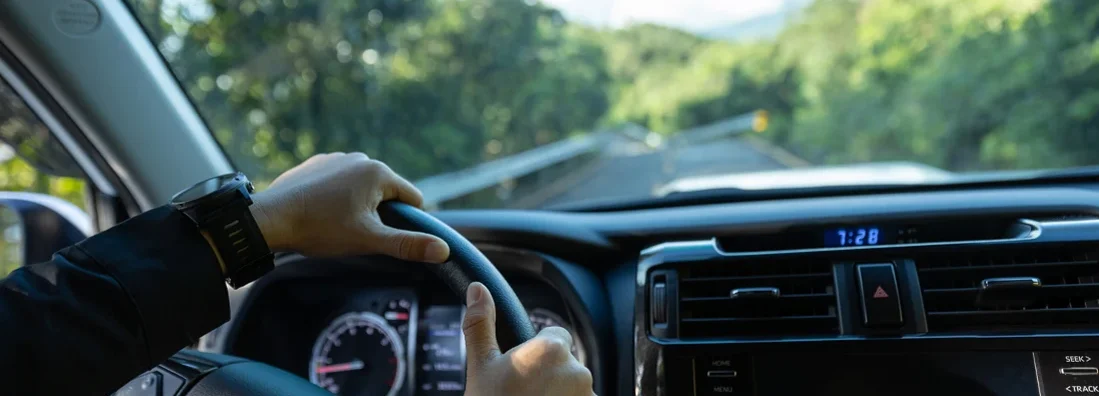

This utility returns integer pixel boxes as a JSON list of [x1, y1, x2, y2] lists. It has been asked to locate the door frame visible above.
[[0, 0, 234, 213]]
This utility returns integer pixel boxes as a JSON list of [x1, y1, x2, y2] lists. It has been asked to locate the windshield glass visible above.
[[128, 0, 1096, 209]]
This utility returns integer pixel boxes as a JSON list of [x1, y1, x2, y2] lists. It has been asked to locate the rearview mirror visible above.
[[0, 192, 90, 270]]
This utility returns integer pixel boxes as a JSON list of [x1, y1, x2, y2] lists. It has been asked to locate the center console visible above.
[[635, 215, 1099, 396]]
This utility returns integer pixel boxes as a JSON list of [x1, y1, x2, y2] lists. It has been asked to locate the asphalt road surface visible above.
[[542, 137, 788, 208]]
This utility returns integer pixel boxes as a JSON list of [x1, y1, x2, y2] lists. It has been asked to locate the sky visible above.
[[540, 0, 785, 32]]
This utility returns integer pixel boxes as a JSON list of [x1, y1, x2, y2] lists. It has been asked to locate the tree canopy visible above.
[[7, 0, 1099, 206]]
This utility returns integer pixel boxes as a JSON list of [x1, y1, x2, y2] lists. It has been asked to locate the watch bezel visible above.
[[169, 172, 254, 211]]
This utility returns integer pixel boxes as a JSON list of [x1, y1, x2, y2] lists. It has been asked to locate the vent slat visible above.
[[923, 284, 1099, 311], [678, 260, 837, 338], [919, 264, 1099, 291], [681, 294, 836, 319], [916, 247, 1099, 333], [928, 308, 1099, 331], [680, 316, 837, 338], [681, 273, 832, 282], [918, 260, 1095, 272], [681, 293, 834, 302]]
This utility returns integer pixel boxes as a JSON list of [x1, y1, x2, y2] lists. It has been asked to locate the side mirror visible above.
[[0, 192, 90, 270]]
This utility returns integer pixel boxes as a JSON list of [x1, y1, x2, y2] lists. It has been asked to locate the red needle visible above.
[[315, 360, 365, 374]]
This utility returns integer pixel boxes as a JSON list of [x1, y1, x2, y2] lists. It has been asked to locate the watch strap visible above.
[[200, 199, 274, 288]]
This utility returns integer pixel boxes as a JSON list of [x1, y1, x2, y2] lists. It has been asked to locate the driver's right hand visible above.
[[462, 282, 596, 396]]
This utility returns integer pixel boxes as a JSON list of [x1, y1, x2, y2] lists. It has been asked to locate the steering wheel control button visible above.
[[113, 368, 185, 396], [696, 357, 753, 395], [113, 372, 161, 396], [856, 263, 904, 327], [1062, 368, 1099, 376]]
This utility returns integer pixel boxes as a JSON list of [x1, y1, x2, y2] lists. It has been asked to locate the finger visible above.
[[559, 361, 596, 396], [513, 326, 574, 365], [462, 282, 500, 374], [375, 226, 450, 263], [381, 172, 425, 209]]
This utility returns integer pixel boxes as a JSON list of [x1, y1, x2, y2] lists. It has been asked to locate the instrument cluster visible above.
[[305, 287, 586, 396]]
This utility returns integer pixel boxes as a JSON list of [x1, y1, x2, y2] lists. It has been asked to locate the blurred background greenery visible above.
[[0, 75, 87, 274], [5, 0, 1099, 269], [121, 0, 1099, 188]]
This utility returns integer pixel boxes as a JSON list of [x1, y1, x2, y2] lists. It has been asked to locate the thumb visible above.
[[462, 282, 500, 373], [375, 226, 450, 263]]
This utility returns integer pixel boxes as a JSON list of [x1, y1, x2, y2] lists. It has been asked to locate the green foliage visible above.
[[0, 76, 87, 273], [116, 0, 1099, 196], [129, 0, 610, 184], [756, 0, 1099, 172]]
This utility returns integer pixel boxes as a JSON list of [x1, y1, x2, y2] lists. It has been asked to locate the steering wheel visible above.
[[115, 202, 536, 396]]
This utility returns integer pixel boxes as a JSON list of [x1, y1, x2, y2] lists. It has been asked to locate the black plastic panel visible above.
[[636, 217, 1099, 396]]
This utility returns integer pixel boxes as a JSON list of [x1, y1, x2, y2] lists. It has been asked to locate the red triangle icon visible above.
[[872, 286, 890, 299]]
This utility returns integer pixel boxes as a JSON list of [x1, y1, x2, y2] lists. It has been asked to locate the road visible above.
[[541, 136, 789, 207]]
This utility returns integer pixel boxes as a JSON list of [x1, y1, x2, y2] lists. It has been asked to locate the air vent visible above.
[[677, 260, 838, 338], [917, 246, 1099, 333]]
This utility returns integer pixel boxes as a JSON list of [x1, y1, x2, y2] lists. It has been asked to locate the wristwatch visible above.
[[170, 172, 273, 288]]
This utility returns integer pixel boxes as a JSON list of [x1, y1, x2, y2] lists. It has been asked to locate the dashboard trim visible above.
[[635, 217, 1099, 283], [634, 217, 1099, 396]]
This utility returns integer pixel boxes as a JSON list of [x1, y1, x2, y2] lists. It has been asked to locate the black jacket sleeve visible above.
[[0, 206, 230, 395]]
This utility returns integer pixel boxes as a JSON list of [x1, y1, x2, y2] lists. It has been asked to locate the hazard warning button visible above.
[[856, 263, 904, 328]]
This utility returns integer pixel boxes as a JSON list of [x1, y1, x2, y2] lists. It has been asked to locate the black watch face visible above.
[[173, 173, 241, 204]]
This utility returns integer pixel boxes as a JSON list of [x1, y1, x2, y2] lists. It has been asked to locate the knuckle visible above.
[[462, 310, 490, 333], [530, 337, 570, 361], [576, 366, 594, 387], [395, 233, 417, 259], [349, 152, 369, 160], [355, 158, 383, 174]]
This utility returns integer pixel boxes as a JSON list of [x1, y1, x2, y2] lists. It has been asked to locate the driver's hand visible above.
[[463, 282, 596, 396], [250, 152, 450, 262]]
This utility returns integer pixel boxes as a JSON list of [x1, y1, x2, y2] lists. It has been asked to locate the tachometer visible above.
[[528, 308, 586, 365], [310, 312, 406, 396]]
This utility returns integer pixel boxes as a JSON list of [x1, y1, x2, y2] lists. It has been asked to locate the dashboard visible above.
[[201, 181, 1099, 396]]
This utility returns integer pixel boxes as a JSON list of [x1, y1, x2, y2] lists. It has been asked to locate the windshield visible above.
[[128, 0, 1097, 209]]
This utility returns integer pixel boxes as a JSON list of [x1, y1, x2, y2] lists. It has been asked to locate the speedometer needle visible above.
[[315, 359, 365, 374]]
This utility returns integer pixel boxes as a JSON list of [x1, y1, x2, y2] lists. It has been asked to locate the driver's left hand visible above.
[[248, 152, 450, 263]]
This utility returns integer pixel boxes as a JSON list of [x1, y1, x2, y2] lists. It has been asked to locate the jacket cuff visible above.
[[76, 206, 229, 365]]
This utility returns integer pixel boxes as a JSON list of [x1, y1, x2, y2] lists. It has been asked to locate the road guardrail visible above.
[[416, 112, 758, 209]]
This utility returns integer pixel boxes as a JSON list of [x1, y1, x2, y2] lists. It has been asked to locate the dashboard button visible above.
[[856, 263, 904, 327], [1061, 367, 1099, 376], [706, 370, 737, 378], [1035, 352, 1099, 396], [696, 357, 753, 395]]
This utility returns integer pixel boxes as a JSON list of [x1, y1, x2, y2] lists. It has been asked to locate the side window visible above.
[[0, 76, 88, 275]]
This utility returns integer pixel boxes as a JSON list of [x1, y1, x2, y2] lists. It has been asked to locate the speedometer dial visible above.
[[528, 308, 586, 365], [310, 312, 406, 396]]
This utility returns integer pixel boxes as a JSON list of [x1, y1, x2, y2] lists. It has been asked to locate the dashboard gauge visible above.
[[528, 308, 586, 365], [384, 298, 413, 334], [310, 312, 406, 396]]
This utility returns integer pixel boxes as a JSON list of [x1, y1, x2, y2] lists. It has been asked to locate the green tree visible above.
[[129, 0, 609, 185]]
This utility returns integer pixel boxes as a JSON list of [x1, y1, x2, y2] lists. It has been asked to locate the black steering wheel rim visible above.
[[377, 200, 537, 352], [121, 201, 535, 396]]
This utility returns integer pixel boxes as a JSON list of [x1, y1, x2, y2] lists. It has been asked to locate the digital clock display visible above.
[[824, 226, 896, 247]]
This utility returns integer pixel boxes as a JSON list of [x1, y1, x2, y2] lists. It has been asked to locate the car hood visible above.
[[655, 161, 955, 196]]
